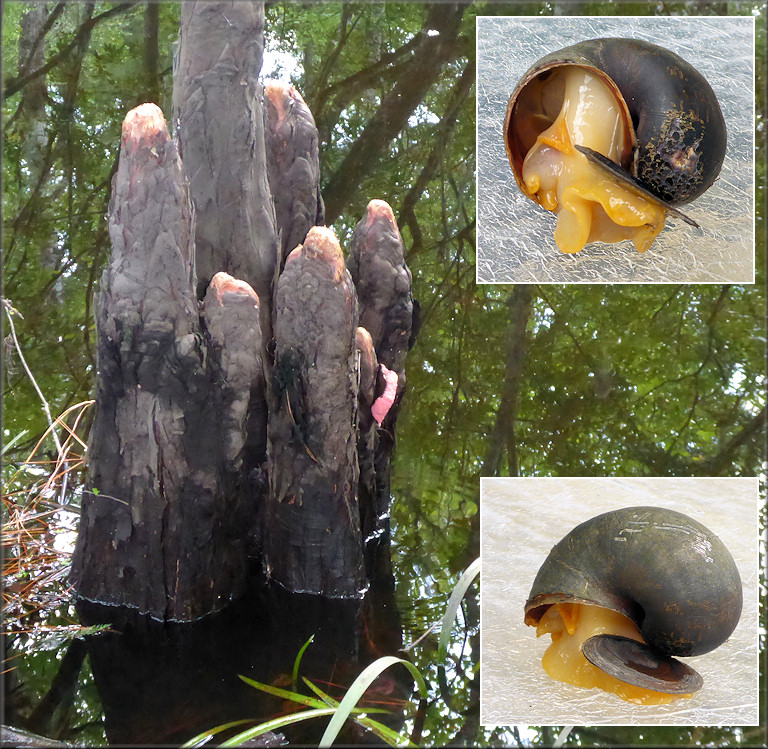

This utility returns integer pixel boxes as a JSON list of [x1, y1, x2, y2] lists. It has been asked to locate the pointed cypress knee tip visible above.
[[303, 226, 345, 278], [264, 81, 289, 123], [122, 103, 168, 150], [208, 272, 260, 306], [356, 327, 378, 405], [356, 326, 375, 354], [265, 80, 310, 127], [366, 199, 396, 228]]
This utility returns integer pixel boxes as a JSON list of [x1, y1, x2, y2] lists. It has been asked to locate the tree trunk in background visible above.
[[482, 285, 533, 477], [16, 1, 48, 176], [14, 1, 56, 279], [172, 0, 278, 337], [398, 56, 475, 252], [72, 1, 414, 620]]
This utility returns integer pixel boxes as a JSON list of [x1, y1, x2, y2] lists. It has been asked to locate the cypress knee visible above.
[[348, 200, 414, 378], [71, 105, 262, 621], [266, 227, 362, 596], [264, 81, 324, 271], [347, 200, 415, 541]]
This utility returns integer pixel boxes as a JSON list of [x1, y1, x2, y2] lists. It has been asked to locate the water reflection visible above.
[[76, 579, 407, 745]]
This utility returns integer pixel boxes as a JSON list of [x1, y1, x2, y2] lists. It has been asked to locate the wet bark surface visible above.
[[173, 1, 278, 328], [266, 228, 362, 596], [347, 201, 415, 549], [264, 81, 324, 271]]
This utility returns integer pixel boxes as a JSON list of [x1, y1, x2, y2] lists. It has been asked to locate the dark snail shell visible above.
[[525, 506, 742, 692], [504, 38, 727, 214]]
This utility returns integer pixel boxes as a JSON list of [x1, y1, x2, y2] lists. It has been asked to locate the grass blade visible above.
[[181, 719, 255, 747], [302, 677, 410, 746], [554, 725, 574, 747], [437, 557, 480, 664], [301, 677, 388, 715], [238, 675, 327, 710], [1, 429, 29, 456], [318, 656, 426, 747], [220, 707, 339, 747], [292, 634, 314, 691]]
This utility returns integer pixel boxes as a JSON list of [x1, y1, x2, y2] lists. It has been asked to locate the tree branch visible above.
[[18, 1, 66, 79], [398, 56, 475, 251], [699, 405, 767, 475], [4, 3, 138, 99], [308, 31, 422, 134], [142, 1, 161, 105], [305, 3, 362, 112], [322, 4, 466, 223]]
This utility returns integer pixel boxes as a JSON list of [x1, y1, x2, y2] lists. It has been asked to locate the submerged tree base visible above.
[[77, 575, 406, 746]]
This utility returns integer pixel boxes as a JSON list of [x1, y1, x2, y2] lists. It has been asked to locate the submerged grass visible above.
[[292, 634, 314, 692]]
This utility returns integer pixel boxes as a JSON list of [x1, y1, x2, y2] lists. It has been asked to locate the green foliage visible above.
[[3, 2, 179, 457], [292, 634, 314, 691], [317, 658, 426, 747], [180, 671, 398, 747]]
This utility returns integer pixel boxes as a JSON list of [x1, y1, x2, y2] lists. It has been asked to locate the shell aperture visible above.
[[582, 634, 704, 695]]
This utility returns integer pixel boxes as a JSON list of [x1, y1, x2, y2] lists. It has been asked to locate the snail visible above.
[[504, 38, 727, 253], [524, 506, 742, 705]]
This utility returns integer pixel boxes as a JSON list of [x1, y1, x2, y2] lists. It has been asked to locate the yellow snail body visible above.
[[504, 38, 727, 253]]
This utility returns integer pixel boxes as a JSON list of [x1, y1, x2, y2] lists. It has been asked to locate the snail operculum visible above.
[[524, 506, 742, 704], [582, 634, 704, 695], [504, 38, 727, 254]]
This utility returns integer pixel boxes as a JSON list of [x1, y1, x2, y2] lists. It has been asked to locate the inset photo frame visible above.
[[476, 16, 755, 283], [480, 477, 759, 726]]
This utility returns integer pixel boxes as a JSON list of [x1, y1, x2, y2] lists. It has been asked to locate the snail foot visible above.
[[574, 146, 700, 228]]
